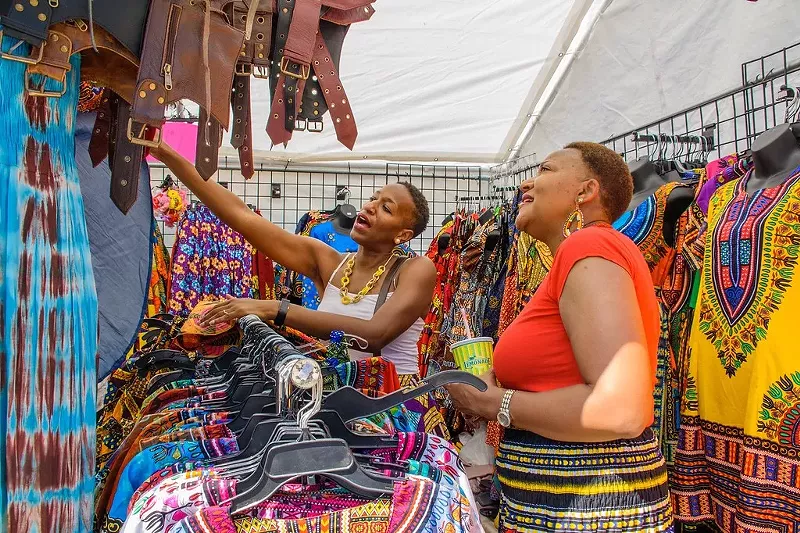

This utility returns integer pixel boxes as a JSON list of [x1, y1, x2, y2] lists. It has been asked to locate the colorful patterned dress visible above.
[[672, 165, 800, 531], [167, 205, 256, 316], [148, 225, 171, 317], [0, 43, 97, 532]]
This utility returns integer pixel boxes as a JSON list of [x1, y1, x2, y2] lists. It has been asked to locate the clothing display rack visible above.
[[588, 41, 800, 533], [96, 312, 486, 532]]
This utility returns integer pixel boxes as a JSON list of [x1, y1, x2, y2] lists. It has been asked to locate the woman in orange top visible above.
[[447, 142, 673, 533]]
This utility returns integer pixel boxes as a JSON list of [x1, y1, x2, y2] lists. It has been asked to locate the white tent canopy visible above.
[[215, 0, 800, 166]]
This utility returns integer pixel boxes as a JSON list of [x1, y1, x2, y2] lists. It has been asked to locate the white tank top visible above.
[[317, 254, 423, 375]]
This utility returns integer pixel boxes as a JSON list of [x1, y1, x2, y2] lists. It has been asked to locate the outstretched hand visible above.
[[199, 295, 277, 326]]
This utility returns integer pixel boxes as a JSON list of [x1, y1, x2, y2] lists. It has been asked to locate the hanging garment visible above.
[[0, 43, 97, 532], [168, 204, 257, 316], [614, 182, 684, 280], [614, 182, 693, 449], [148, 225, 171, 317], [172, 474, 479, 533], [76, 111, 153, 379], [673, 166, 800, 531]]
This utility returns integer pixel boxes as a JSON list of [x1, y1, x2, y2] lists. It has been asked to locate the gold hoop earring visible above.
[[562, 203, 584, 238]]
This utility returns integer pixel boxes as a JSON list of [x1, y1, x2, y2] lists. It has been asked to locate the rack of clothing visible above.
[[418, 158, 553, 439], [598, 50, 800, 530], [96, 307, 486, 533]]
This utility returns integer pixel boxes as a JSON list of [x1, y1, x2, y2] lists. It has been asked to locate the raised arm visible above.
[[149, 143, 341, 286], [447, 257, 654, 442]]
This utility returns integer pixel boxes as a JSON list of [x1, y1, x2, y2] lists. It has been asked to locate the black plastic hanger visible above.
[[226, 393, 278, 433], [229, 438, 394, 513], [322, 370, 486, 422]]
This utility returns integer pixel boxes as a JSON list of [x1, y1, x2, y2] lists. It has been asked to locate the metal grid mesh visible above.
[[601, 42, 800, 161], [151, 158, 484, 255]]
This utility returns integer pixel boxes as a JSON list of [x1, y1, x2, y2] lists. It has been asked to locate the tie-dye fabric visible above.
[[0, 42, 97, 532]]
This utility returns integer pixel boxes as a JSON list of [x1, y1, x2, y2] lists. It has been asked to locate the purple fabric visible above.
[[696, 155, 753, 215], [168, 205, 256, 316]]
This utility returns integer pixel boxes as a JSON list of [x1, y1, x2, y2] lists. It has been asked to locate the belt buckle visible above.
[[25, 70, 67, 98], [0, 30, 46, 65], [253, 65, 270, 79], [279, 56, 309, 80], [307, 120, 323, 133], [294, 118, 307, 131], [235, 62, 252, 76], [126, 118, 163, 148]]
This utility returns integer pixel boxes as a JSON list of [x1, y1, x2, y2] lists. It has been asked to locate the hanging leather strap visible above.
[[195, 108, 222, 180]]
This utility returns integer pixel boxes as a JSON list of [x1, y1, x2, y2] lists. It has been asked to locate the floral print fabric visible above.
[[168, 204, 257, 316]]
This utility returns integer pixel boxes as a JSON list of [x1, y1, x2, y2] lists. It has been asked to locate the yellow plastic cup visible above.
[[450, 337, 493, 376]]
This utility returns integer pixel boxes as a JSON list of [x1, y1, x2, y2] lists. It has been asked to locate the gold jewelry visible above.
[[562, 200, 584, 238], [339, 253, 395, 304]]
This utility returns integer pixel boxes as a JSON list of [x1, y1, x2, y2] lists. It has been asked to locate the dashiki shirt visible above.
[[172, 474, 481, 533], [672, 165, 800, 531]]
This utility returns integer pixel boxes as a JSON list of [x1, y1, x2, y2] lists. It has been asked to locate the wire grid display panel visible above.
[[601, 41, 800, 162], [150, 162, 484, 255]]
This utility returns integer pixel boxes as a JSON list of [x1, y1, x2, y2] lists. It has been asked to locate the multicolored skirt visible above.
[[496, 428, 674, 533]]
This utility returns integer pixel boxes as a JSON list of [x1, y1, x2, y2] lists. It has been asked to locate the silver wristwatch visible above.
[[497, 389, 515, 428]]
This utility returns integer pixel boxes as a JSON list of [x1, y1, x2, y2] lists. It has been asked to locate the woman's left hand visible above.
[[199, 296, 278, 326], [445, 370, 503, 420]]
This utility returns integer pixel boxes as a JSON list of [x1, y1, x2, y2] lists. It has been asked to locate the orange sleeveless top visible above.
[[493, 226, 660, 393]]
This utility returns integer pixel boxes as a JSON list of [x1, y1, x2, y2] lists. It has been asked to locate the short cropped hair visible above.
[[398, 181, 430, 237], [565, 142, 633, 221]]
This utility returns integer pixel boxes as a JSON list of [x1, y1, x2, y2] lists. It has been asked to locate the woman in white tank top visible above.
[[150, 142, 437, 379]]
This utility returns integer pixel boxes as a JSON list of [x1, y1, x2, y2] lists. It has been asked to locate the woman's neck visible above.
[[354, 247, 395, 270], [543, 219, 609, 257]]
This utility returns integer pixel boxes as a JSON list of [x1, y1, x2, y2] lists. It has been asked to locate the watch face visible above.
[[290, 359, 321, 390], [497, 411, 511, 428]]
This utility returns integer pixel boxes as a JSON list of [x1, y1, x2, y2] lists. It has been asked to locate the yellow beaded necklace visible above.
[[339, 253, 396, 305]]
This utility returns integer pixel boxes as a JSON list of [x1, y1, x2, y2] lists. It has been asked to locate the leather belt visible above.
[[108, 93, 146, 214], [313, 21, 356, 148], [230, 75, 254, 179], [195, 108, 222, 180], [226, 0, 272, 176], [89, 90, 113, 167]]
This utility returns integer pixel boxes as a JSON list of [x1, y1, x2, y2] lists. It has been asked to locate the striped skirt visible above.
[[496, 428, 674, 533]]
